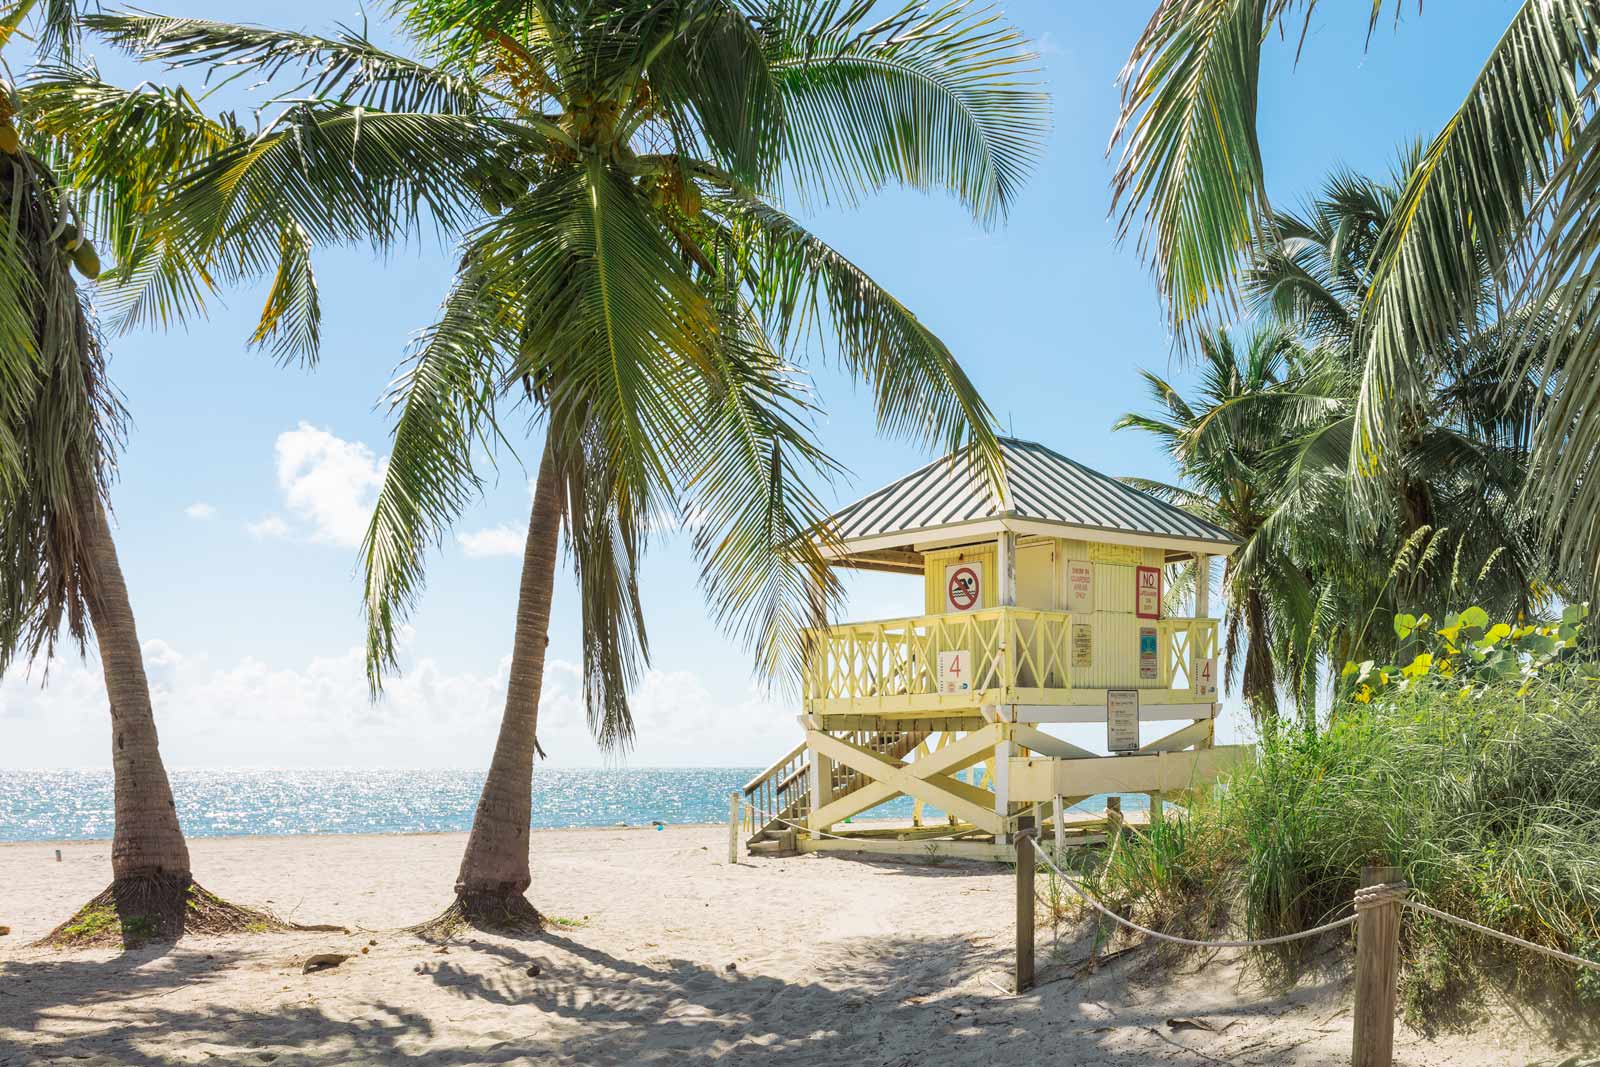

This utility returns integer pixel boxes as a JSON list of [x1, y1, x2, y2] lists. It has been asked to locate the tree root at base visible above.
[[408, 892, 545, 940], [39, 874, 289, 948]]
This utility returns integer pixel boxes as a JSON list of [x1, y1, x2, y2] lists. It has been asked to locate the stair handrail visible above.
[[743, 740, 808, 795]]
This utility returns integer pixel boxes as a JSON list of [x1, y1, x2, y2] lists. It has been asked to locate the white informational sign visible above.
[[1106, 690, 1140, 752], [1138, 626, 1159, 681], [943, 561, 983, 614], [1194, 654, 1218, 700], [937, 650, 972, 694], [1071, 622, 1093, 668], [1064, 559, 1095, 613]]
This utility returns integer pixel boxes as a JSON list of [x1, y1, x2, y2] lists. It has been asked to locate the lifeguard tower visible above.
[[740, 438, 1243, 861]]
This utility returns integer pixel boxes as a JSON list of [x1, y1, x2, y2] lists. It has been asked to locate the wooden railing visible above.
[[803, 607, 1218, 714], [742, 742, 809, 837]]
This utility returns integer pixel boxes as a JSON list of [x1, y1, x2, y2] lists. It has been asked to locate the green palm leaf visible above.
[[763, 0, 1047, 223]]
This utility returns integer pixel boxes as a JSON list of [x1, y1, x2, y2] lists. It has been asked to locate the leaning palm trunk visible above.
[[431, 440, 563, 931], [45, 486, 282, 946], [80, 489, 191, 882]]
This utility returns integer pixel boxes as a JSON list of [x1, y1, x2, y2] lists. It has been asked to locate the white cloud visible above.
[[0, 638, 801, 769], [457, 523, 527, 558], [247, 515, 290, 539], [271, 423, 386, 547], [184, 502, 217, 521]]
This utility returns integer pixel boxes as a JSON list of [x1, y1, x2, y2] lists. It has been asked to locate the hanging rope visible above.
[[1032, 842, 1357, 948], [1402, 899, 1600, 972]]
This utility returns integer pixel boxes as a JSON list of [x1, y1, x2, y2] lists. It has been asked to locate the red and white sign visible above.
[[944, 561, 982, 613], [937, 650, 971, 694], [1194, 655, 1218, 700], [1135, 565, 1162, 619], [1065, 559, 1095, 613]]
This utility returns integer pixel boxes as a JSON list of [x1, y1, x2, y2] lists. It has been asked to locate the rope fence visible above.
[[1014, 831, 1600, 1067], [1033, 842, 1359, 949], [726, 794, 1599, 1067], [1030, 837, 1600, 971]]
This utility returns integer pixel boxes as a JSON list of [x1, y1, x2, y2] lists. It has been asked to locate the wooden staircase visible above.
[[741, 729, 930, 857]]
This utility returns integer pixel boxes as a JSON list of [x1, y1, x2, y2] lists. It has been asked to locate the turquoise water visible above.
[[0, 768, 1139, 842]]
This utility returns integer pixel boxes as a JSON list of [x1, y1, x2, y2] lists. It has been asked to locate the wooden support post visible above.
[[728, 791, 741, 865], [1353, 865, 1406, 1067], [1015, 815, 1036, 993], [999, 530, 1017, 607], [994, 736, 1013, 844], [1053, 793, 1066, 857], [1105, 795, 1123, 839], [1194, 552, 1210, 618], [1150, 791, 1165, 826]]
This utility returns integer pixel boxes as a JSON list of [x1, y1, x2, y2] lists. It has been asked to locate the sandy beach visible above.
[[0, 826, 1575, 1066]]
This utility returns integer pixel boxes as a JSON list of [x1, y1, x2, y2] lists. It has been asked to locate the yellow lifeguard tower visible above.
[[740, 437, 1243, 861]]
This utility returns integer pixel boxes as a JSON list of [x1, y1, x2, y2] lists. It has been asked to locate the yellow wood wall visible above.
[[922, 545, 998, 614], [918, 536, 1171, 689]]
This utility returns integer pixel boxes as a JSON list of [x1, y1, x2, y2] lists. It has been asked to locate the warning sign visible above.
[[1194, 654, 1218, 700], [1136, 565, 1162, 619], [1071, 622, 1093, 668], [1065, 559, 1094, 613], [944, 561, 982, 613], [937, 650, 971, 694]]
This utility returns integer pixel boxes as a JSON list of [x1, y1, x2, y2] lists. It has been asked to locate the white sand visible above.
[[0, 826, 1579, 1065]]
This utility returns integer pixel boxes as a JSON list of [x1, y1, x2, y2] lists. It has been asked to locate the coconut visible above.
[[70, 241, 100, 280], [0, 124, 18, 156]]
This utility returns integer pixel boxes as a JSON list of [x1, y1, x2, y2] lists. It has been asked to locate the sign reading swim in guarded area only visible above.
[[1065, 559, 1094, 613], [944, 561, 982, 613], [937, 650, 972, 694]]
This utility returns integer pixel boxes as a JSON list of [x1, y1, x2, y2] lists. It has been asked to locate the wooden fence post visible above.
[[1352, 865, 1406, 1067], [728, 791, 741, 866], [1105, 795, 1123, 840], [1015, 815, 1036, 993]]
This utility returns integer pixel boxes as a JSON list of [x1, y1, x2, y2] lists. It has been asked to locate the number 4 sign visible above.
[[938, 650, 972, 694], [1193, 654, 1218, 700]]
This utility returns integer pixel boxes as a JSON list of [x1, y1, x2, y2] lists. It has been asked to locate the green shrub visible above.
[[1092, 606, 1600, 1022]]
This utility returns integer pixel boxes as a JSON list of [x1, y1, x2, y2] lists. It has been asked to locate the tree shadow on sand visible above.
[[6, 922, 1584, 1067]]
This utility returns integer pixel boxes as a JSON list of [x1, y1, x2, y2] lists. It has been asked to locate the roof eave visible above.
[[818, 511, 1239, 561]]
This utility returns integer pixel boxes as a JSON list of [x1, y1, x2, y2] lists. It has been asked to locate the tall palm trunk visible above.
[[452, 439, 563, 920], [78, 489, 192, 882], [1242, 584, 1279, 727]]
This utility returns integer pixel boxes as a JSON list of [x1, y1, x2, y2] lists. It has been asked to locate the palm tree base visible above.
[[39, 875, 286, 948], [409, 891, 544, 939]]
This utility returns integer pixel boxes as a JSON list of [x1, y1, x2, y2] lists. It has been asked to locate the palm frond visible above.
[[362, 267, 517, 690], [715, 192, 1000, 477], [763, 0, 1047, 224], [86, 12, 483, 114], [1109, 0, 1275, 334], [1351, 1, 1600, 492]]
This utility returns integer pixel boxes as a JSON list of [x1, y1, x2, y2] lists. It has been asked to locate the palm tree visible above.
[[1119, 161, 1567, 731], [1108, 0, 1600, 593], [1115, 327, 1313, 725], [97, 0, 1048, 929], [1243, 160, 1557, 632], [0, 2, 282, 942]]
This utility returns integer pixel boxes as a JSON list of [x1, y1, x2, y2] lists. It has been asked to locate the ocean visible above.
[[0, 768, 1138, 842]]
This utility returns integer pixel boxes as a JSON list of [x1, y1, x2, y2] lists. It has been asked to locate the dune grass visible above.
[[1087, 668, 1600, 1022]]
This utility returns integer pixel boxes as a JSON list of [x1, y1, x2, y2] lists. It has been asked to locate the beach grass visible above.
[[1087, 666, 1600, 1023]]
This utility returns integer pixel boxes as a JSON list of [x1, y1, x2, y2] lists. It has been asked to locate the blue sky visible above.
[[0, 2, 1516, 768]]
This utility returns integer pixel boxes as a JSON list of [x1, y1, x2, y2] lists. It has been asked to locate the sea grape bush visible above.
[[1342, 603, 1589, 703]]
